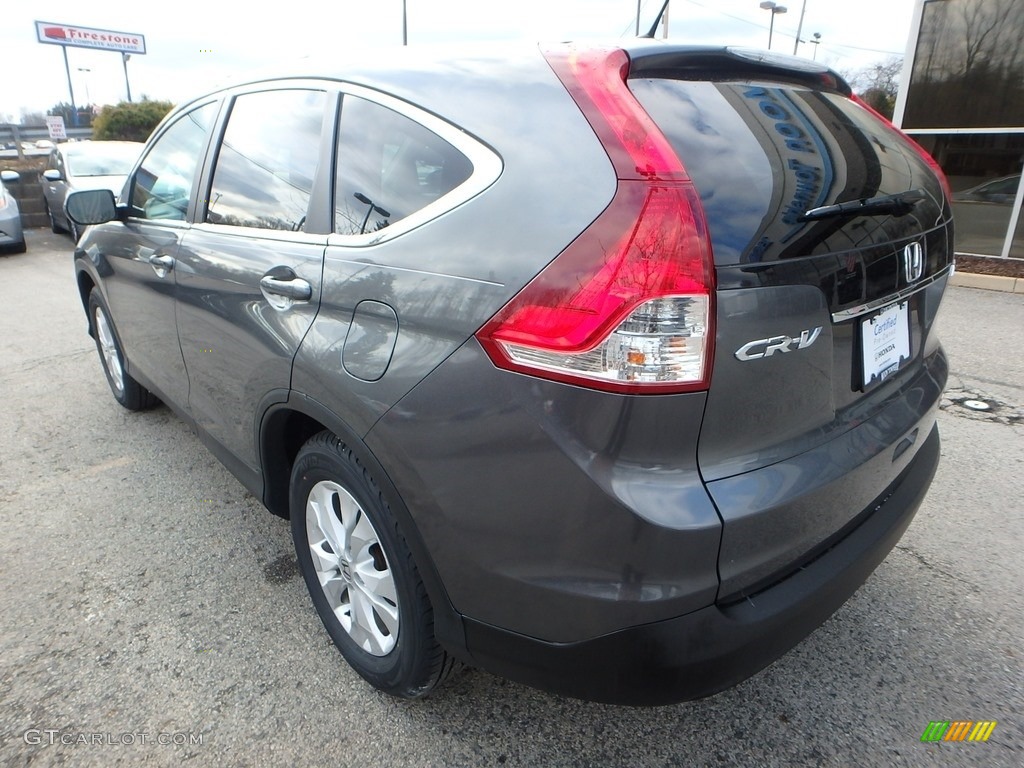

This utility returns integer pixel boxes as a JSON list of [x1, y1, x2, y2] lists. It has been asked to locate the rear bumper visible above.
[[461, 422, 940, 705], [0, 213, 24, 247]]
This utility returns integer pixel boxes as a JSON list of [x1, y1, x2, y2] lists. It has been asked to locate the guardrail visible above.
[[0, 124, 94, 160]]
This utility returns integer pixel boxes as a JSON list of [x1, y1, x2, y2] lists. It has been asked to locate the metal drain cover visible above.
[[962, 399, 992, 411]]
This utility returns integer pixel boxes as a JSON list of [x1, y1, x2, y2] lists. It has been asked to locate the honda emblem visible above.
[[902, 241, 924, 283]]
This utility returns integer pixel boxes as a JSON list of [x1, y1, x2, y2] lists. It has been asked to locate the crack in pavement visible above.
[[0, 348, 93, 379], [893, 544, 982, 594]]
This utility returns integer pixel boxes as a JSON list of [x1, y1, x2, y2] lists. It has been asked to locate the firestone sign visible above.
[[35, 21, 146, 55]]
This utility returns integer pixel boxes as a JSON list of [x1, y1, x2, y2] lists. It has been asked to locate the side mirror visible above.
[[66, 189, 118, 225], [0, 170, 20, 183], [43, 169, 63, 182]]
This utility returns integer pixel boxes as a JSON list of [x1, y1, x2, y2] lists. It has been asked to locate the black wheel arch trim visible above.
[[258, 392, 469, 660]]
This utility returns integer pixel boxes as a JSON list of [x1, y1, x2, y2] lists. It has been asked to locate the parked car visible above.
[[43, 141, 143, 240], [951, 174, 1021, 255], [0, 170, 26, 253], [66, 41, 952, 705], [953, 174, 1021, 204]]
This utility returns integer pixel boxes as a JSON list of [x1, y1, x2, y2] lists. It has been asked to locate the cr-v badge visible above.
[[735, 327, 822, 361], [903, 241, 925, 283]]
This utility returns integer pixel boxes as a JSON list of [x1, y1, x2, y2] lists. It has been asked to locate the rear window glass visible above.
[[629, 78, 943, 264], [334, 96, 473, 236]]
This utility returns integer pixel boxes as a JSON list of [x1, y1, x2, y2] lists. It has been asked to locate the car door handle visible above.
[[148, 254, 175, 277], [260, 273, 312, 310], [260, 275, 312, 300]]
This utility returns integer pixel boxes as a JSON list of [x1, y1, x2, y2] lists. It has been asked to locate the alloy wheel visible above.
[[305, 480, 399, 656], [93, 305, 124, 396]]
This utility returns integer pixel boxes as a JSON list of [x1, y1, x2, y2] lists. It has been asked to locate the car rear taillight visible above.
[[475, 46, 715, 394], [851, 93, 952, 201]]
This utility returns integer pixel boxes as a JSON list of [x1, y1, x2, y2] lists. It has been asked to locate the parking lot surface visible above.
[[1, 229, 1022, 767]]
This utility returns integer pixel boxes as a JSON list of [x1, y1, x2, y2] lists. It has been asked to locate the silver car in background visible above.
[[0, 170, 26, 254], [43, 141, 143, 240]]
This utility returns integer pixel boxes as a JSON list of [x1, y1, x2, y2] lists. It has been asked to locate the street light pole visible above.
[[77, 68, 92, 105], [402, 0, 408, 45], [810, 32, 821, 60], [759, 1, 788, 50]]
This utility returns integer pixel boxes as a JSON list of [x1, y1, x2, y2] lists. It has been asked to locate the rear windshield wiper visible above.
[[800, 189, 927, 222]]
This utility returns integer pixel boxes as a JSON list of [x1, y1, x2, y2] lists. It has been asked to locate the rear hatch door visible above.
[[628, 47, 952, 597]]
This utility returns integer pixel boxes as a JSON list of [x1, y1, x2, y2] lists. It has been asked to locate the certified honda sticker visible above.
[[862, 302, 910, 387]]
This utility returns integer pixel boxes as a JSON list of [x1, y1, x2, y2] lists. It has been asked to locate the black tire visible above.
[[290, 431, 459, 699], [87, 289, 158, 411], [46, 198, 63, 233]]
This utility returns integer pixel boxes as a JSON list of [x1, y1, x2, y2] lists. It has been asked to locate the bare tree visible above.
[[959, 0, 1019, 75], [843, 56, 904, 119], [902, 0, 1024, 129]]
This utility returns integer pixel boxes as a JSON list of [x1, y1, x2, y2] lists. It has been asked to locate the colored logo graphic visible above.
[[43, 27, 68, 40], [921, 721, 997, 743]]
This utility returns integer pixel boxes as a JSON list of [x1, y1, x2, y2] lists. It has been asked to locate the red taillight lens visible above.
[[551, 47, 686, 182], [475, 45, 716, 394], [851, 94, 952, 201]]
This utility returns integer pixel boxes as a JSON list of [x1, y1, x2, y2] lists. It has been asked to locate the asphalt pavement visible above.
[[1, 228, 1021, 767]]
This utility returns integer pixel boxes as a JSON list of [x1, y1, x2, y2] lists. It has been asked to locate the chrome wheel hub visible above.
[[305, 480, 399, 656], [94, 306, 124, 396]]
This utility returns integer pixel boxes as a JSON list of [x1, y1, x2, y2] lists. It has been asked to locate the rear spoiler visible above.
[[626, 46, 852, 96]]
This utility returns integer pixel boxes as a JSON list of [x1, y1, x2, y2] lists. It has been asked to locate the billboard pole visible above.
[[61, 46, 78, 126], [122, 53, 133, 102]]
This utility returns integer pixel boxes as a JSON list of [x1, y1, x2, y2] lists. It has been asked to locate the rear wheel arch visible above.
[[76, 269, 97, 328], [258, 397, 468, 658]]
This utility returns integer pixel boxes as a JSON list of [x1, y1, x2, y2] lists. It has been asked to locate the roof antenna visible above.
[[642, 0, 671, 38]]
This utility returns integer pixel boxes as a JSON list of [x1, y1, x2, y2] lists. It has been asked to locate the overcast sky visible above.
[[1, 0, 917, 120]]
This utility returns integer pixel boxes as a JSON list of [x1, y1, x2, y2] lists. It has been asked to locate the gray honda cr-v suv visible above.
[[67, 40, 951, 705]]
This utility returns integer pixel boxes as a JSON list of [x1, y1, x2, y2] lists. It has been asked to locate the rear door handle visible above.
[[260, 270, 312, 310], [148, 254, 175, 277]]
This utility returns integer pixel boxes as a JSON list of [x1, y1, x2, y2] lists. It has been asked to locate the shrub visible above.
[[92, 99, 174, 142]]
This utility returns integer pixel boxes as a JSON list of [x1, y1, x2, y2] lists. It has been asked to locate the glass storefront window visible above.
[[903, 0, 1024, 131], [911, 133, 1024, 256], [1010, 197, 1024, 259]]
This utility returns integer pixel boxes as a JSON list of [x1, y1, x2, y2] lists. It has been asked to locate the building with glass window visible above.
[[894, 0, 1024, 258]]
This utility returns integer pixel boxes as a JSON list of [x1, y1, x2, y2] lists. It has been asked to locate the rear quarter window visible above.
[[334, 96, 473, 236]]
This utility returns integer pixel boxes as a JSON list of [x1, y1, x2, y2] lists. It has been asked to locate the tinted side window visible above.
[[334, 96, 473, 236], [131, 102, 217, 221], [206, 89, 326, 232]]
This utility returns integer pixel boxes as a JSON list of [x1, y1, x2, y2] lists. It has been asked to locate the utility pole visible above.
[[793, 0, 808, 55], [402, 0, 408, 45]]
